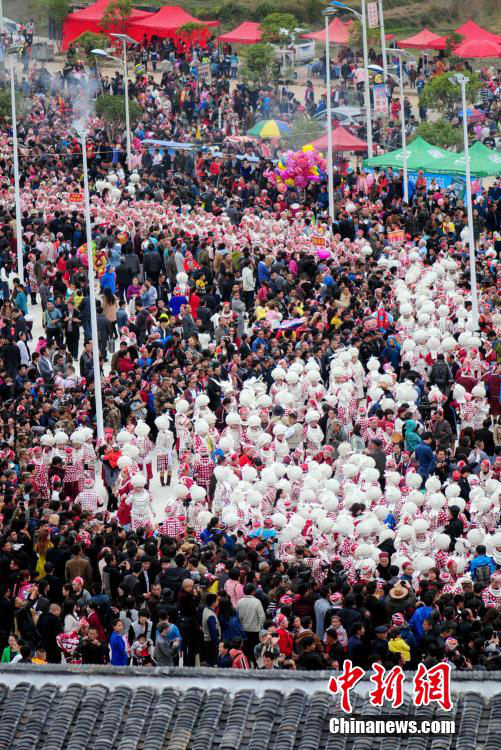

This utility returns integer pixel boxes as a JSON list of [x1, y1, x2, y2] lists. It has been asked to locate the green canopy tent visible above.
[[363, 137, 452, 171], [431, 141, 501, 177]]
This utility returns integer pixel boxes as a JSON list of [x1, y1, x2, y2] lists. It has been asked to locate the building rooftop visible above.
[[0, 665, 500, 750]]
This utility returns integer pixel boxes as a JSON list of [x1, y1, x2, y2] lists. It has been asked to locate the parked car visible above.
[[312, 106, 367, 127]]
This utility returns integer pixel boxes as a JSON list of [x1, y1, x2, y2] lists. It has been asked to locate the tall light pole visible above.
[[360, 0, 372, 156], [452, 73, 478, 331], [78, 126, 105, 440], [8, 47, 23, 283], [328, 1, 373, 155], [324, 8, 335, 227], [93, 32, 136, 171], [111, 33, 136, 172], [386, 48, 411, 204], [398, 55, 407, 204], [377, 0, 387, 81]]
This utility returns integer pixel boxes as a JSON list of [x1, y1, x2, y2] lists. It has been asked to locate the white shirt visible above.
[[17, 340, 30, 365], [242, 266, 255, 292]]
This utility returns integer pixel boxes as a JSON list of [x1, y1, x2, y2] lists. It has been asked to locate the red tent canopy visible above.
[[62, 0, 152, 51], [310, 126, 367, 152], [397, 27, 442, 49], [218, 22, 262, 45], [429, 20, 501, 50], [453, 38, 501, 58], [302, 17, 351, 45], [127, 5, 219, 41]]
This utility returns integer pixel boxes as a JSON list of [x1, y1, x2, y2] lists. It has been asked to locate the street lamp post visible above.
[[327, 1, 373, 155], [93, 33, 136, 171], [385, 47, 411, 204], [324, 10, 335, 227], [79, 127, 105, 440], [111, 33, 136, 172], [398, 55, 408, 204], [8, 48, 23, 283], [452, 73, 478, 331], [360, 0, 373, 156], [377, 0, 387, 81]]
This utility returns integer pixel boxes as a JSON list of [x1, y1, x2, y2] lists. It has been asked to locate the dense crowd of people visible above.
[[0, 27, 498, 673]]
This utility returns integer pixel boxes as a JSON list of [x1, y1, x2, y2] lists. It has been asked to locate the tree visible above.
[[179, 23, 207, 35], [36, 0, 70, 50], [349, 18, 379, 47], [253, 2, 277, 21], [444, 31, 464, 56], [73, 32, 109, 62], [217, 2, 245, 23], [36, 0, 70, 21], [286, 114, 324, 150], [95, 95, 142, 138], [410, 120, 463, 150], [241, 42, 276, 85], [418, 73, 481, 117], [0, 91, 13, 119], [0, 91, 26, 120], [260, 12, 298, 44], [100, 0, 133, 33]]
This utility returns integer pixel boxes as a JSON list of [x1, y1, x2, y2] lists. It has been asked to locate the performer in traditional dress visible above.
[[155, 414, 175, 487], [74, 476, 104, 514], [125, 473, 153, 531], [133, 421, 154, 483]]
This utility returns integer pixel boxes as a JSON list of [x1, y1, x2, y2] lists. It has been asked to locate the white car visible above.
[[273, 41, 315, 67], [312, 106, 367, 127]]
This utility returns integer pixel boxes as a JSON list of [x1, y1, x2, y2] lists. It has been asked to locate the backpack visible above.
[[474, 564, 491, 587], [433, 362, 449, 387]]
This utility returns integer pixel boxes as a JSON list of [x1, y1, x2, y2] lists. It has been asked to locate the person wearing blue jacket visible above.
[[414, 432, 436, 482], [409, 591, 436, 641], [200, 517, 221, 545], [468, 545, 497, 580], [257, 258, 270, 285], [382, 336, 401, 371], [107, 243, 122, 270], [100, 266, 117, 295], [109, 619, 129, 665]]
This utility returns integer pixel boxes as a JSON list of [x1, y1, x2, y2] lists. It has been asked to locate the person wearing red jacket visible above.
[[275, 613, 294, 658]]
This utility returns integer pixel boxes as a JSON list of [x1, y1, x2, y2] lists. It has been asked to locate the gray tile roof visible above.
[[0, 679, 499, 750]]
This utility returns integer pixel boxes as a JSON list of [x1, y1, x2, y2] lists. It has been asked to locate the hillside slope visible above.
[[4, 0, 500, 37]]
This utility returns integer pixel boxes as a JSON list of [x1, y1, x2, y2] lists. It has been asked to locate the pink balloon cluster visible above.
[[264, 146, 327, 190]]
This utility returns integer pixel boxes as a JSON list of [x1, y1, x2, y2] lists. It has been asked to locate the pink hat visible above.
[[275, 613, 288, 628], [73, 576, 84, 587], [263, 518, 273, 528]]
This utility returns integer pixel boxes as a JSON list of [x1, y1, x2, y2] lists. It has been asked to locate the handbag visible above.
[[108, 338, 116, 354]]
